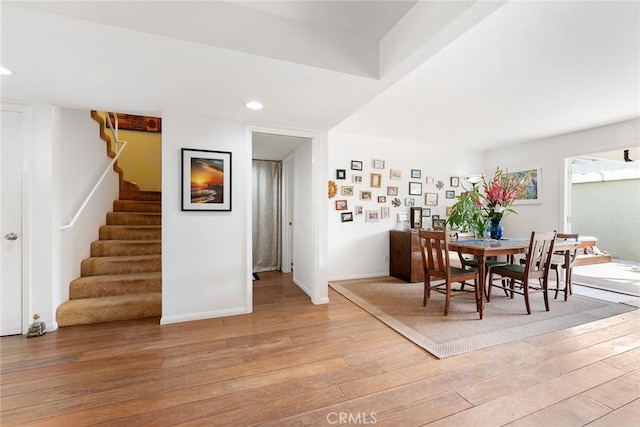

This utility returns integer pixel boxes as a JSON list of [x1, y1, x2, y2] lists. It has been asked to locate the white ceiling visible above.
[[335, 0, 640, 148], [235, 1, 418, 40], [252, 132, 308, 161], [1, 1, 638, 151]]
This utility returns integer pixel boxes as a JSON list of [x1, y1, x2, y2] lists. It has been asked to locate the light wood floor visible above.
[[1, 271, 638, 426]]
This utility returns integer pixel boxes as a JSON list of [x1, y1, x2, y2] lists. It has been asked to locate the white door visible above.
[[1, 106, 25, 335]]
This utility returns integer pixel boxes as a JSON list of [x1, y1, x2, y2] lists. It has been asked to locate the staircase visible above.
[[56, 190, 162, 327]]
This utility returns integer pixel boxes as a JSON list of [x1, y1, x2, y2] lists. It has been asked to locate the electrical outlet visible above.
[[384, 256, 389, 263]]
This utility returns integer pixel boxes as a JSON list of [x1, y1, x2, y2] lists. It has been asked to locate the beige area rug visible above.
[[330, 277, 637, 359]]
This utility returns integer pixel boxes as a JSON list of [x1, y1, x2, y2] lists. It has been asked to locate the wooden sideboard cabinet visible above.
[[389, 230, 424, 283]]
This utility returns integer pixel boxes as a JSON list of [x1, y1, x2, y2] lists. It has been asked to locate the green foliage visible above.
[[447, 167, 526, 237], [446, 189, 488, 237]]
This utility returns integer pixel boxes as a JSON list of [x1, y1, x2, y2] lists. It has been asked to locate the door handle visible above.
[[4, 232, 18, 241]]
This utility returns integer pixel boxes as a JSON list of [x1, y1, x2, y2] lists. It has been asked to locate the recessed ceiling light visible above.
[[0, 65, 12, 75], [245, 101, 263, 110]]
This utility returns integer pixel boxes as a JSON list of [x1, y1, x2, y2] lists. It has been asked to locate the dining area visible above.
[[337, 228, 630, 359], [413, 166, 608, 320], [425, 230, 594, 320]]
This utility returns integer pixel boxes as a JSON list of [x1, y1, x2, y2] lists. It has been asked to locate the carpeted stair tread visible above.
[[81, 254, 161, 276], [120, 190, 161, 202], [57, 183, 163, 327], [70, 272, 161, 299], [114, 200, 161, 213], [99, 225, 161, 240], [91, 240, 161, 257], [106, 212, 161, 226], [56, 292, 162, 327]]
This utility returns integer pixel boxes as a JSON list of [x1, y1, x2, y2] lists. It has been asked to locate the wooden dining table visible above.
[[448, 236, 597, 319]]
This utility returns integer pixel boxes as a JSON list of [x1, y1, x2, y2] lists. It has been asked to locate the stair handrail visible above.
[[60, 112, 128, 231]]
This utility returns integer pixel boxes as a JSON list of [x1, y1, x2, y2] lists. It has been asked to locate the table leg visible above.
[[564, 250, 571, 301], [478, 255, 486, 320]]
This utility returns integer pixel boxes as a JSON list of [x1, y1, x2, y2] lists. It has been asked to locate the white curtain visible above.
[[252, 160, 282, 272]]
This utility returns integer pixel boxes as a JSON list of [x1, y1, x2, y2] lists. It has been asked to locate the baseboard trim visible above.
[[160, 307, 248, 325], [329, 272, 389, 282]]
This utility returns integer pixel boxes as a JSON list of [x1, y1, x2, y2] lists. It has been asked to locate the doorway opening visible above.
[[564, 146, 640, 299], [251, 132, 308, 280]]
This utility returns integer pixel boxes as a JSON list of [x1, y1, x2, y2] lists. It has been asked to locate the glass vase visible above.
[[488, 218, 503, 240]]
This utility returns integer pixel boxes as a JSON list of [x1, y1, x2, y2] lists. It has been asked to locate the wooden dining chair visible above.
[[518, 233, 579, 301], [487, 231, 557, 314], [419, 229, 481, 317], [550, 233, 579, 301]]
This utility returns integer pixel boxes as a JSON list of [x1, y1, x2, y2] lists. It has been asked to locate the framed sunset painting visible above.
[[182, 148, 232, 211]]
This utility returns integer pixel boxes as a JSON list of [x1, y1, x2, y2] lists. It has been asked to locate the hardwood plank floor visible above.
[[1, 271, 638, 426]]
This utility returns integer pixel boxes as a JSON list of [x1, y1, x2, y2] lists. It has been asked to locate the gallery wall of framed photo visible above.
[[329, 150, 474, 228], [327, 131, 484, 280]]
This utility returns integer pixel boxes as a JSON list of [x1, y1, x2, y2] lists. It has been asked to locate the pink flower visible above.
[[480, 167, 527, 219]]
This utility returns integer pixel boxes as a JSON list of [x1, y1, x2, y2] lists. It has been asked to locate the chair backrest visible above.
[[419, 229, 450, 281], [522, 230, 557, 280], [556, 233, 579, 264], [455, 231, 476, 265]]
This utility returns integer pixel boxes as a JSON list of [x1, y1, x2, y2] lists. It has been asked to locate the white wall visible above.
[[484, 118, 640, 239], [327, 132, 484, 280], [54, 107, 119, 326], [292, 139, 324, 301], [572, 179, 640, 260], [12, 105, 119, 331], [161, 113, 251, 324]]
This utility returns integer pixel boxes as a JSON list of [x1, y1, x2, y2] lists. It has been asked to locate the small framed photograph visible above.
[[365, 210, 380, 222], [397, 212, 408, 223], [381, 207, 390, 219], [387, 186, 398, 196], [425, 192, 438, 206], [450, 176, 460, 187], [373, 159, 385, 169], [422, 208, 431, 217], [335, 200, 348, 210], [351, 160, 363, 171], [355, 205, 363, 215], [408, 181, 422, 196], [352, 174, 363, 184], [181, 148, 232, 211], [445, 190, 455, 199], [336, 169, 346, 180], [341, 186, 354, 196], [341, 212, 353, 222], [360, 190, 372, 201], [377, 196, 386, 203], [404, 198, 415, 207], [389, 169, 402, 180], [411, 169, 421, 179], [410, 207, 423, 229], [432, 217, 447, 231], [371, 173, 382, 188], [446, 206, 454, 216], [425, 177, 434, 184]]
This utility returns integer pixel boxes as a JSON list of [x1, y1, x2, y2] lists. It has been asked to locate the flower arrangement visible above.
[[482, 167, 526, 221], [447, 167, 526, 237]]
